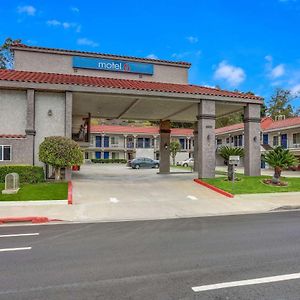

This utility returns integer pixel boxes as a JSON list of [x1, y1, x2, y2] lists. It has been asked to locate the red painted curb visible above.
[[0, 216, 50, 224], [194, 179, 234, 198], [68, 181, 73, 205]]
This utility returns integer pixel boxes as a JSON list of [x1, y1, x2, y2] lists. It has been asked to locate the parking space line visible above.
[[0, 247, 32, 252], [0, 233, 39, 238], [109, 197, 119, 203], [192, 273, 300, 292], [187, 195, 198, 200]]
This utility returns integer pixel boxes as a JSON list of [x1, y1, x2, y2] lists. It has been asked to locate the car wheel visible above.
[[135, 164, 140, 169], [183, 163, 188, 167], [155, 164, 159, 168]]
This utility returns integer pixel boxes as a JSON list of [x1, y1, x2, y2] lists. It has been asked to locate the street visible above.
[[1, 211, 300, 299]]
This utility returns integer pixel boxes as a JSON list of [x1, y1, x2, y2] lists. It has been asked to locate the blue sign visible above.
[[72, 56, 154, 75]]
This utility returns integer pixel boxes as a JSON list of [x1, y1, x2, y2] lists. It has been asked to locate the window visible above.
[[0, 146, 11, 161], [226, 137, 230, 144], [273, 136, 279, 146], [293, 133, 300, 145], [137, 138, 144, 148], [179, 138, 185, 149], [217, 139, 222, 145]]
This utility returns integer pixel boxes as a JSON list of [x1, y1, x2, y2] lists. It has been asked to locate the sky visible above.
[[1, 0, 300, 109]]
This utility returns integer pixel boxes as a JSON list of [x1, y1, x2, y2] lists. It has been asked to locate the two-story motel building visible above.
[[0, 43, 263, 178]]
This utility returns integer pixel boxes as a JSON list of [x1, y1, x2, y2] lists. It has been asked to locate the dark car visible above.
[[131, 157, 159, 169]]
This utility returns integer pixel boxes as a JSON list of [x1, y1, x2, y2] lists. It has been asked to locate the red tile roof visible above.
[[0, 69, 262, 100], [12, 43, 191, 67], [265, 117, 300, 131], [215, 116, 300, 135], [0, 134, 26, 139], [90, 125, 193, 136]]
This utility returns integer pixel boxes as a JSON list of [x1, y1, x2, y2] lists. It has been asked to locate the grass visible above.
[[202, 175, 300, 195], [0, 182, 68, 201]]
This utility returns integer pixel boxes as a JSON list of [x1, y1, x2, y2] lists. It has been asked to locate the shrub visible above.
[[39, 136, 83, 180], [0, 165, 44, 184], [91, 159, 127, 164]]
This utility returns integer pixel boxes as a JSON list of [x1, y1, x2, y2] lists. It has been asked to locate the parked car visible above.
[[176, 158, 194, 167], [131, 157, 159, 169]]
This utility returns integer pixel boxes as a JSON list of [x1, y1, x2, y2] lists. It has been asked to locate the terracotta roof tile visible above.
[[0, 69, 262, 100], [0, 134, 26, 139], [90, 125, 193, 136], [265, 117, 300, 131]]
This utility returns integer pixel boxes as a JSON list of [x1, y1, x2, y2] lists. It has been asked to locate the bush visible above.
[[91, 159, 127, 164], [0, 165, 44, 184]]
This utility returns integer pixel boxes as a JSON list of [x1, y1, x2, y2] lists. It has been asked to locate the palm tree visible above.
[[170, 141, 181, 165], [218, 146, 244, 181], [264, 146, 299, 184]]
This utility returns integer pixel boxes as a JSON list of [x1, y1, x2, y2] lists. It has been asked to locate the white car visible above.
[[176, 158, 194, 167]]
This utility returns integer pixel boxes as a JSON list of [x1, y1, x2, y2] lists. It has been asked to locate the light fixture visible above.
[[48, 109, 53, 117], [207, 134, 210, 141], [254, 136, 257, 142]]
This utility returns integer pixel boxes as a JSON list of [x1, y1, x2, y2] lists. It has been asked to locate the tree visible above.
[[0, 37, 21, 69], [218, 146, 244, 181], [267, 88, 298, 119], [216, 112, 243, 128], [39, 136, 83, 180], [263, 146, 299, 184], [169, 141, 181, 165]]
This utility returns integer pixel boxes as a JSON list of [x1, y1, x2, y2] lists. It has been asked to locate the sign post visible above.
[[228, 155, 240, 194]]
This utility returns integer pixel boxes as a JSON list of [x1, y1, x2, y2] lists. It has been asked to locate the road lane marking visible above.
[[187, 195, 198, 200], [0, 233, 39, 238], [0, 247, 32, 252], [109, 197, 119, 203], [192, 273, 300, 292]]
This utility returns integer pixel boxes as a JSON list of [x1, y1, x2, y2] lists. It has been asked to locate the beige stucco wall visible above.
[[34, 92, 66, 166], [0, 90, 27, 135], [14, 50, 189, 84]]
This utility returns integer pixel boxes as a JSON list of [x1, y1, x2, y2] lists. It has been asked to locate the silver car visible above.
[[176, 158, 194, 167]]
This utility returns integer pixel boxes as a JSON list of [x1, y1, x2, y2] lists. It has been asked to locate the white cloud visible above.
[[171, 50, 201, 59], [214, 61, 246, 86], [77, 38, 99, 47], [270, 64, 285, 78], [47, 20, 81, 32], [265, 55, 273, 62], [17, 5, 36, 16], [71, 6, 80, 13], [146, 54, 158, 59], [186, 36, 198, 44], [291, 84, 300, 96]]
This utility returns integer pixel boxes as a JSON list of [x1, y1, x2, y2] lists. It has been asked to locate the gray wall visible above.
[[14, 50, 189, 84], [0, 90, 27, 135], [34, 92, 66, 166]]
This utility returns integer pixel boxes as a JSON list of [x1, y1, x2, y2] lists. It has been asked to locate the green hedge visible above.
[[91, 159, 127, 164], [0, 165, 45, 184]]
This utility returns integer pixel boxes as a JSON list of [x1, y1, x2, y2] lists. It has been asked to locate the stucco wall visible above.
[[34, 92, 66, 166], [0, 90, 27, 135], [14, 50, 189, 84], [135, 148, 155, 159]]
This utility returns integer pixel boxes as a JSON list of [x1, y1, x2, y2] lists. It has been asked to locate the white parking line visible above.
[[0, 247, 32, 253], [109, 197, 119, 203], [0, 233, 39, 238], [192, 273, 300, 292], [187, 195, 198, 200]]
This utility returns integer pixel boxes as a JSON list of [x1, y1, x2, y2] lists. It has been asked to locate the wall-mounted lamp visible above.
[[253, 136, 257, 142], [207, 134, 210, 141], [164, 143, 168, 150], [48, 109, 53, 117]]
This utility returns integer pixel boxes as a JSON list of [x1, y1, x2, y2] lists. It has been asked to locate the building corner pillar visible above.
[[244, 104, 261, 176], [159, 120, 171, 174], [197, 100, 216, 178], [25, 89, 36, 165], [193, 122, 198, 172], [65, 91, 73, 138]]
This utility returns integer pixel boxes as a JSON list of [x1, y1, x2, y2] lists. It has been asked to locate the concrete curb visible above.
[[0, 200, 67, 206], [194, 178, 234, 198], [68, 181, 73, 205], [0, 216, 52, 225]]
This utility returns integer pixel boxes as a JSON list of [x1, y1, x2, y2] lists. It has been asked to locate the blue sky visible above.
[[1, 0, 300, 108]]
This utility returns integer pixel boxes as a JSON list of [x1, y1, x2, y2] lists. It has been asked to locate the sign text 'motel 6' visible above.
[[72, 56, 154, 75]]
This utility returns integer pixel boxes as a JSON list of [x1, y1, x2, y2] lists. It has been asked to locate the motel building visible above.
[[215, 116, 300, 169], [0, 43, 263, 178], [86, 124, 194, 162]]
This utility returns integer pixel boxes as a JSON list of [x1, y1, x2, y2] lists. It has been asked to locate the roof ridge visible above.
[[11, 43, 191, 67]]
